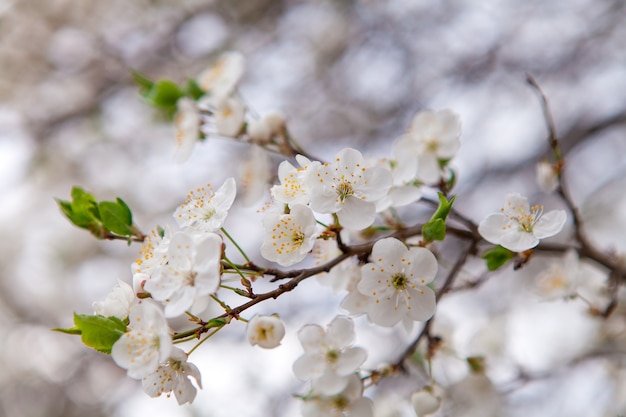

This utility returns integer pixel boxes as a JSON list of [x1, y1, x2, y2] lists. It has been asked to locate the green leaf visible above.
[[144, 80, 184, 116], [132, 70, 155, 94], [52, 325, 82, 335], [184, 79, 205, 101], [73, 313, 127, 354], [429, 192, 456, 222], [422, 218, 446, 242], [56, 187, 101, 230], [99, 200, 132, 236], [482, 245, 515, 271], [206, 318, 228, 328]]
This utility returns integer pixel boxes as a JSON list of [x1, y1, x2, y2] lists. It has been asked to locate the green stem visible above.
[[187, 327, 222, 356], [221, 227, 251, 263]]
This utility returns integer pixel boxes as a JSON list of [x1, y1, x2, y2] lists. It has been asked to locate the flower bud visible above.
[[536, 160, 558, 193], [93, 280, 135, 319], [247, 118, 272, 144], [246, 315, 286, 349], [411, 390, 441, 416]]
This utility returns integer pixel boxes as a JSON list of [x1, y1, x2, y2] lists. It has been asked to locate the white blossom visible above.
[[93, 280, 135, 319], [301, 374, 373, 417], [261, 204, 319, 266], [214, 96, 245, 137], [197, 51, 245, 108], [142, 347, 202, 405], [111, 301, 172, 379], [173, 98, 200, 163], [536, 160, 559, 193], [308, 148, 392, 230], [536, 249, 581, 298], [246, 315, 286, 349], [132, 227, 172, 293], [143, 232, 222, 317], [174, 177, 236, 235], [358, 237, 437, 327], [314, 238, 360, 294], [393, 109, 461, 184], [293, 316, 367, 396], [271, 154, 321, 207], [478, 193, 567, 252]]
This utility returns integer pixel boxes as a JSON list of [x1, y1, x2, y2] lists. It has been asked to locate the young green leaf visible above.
[[422, 218, 446, 242], [144, 79, 184, 115], [56, 187, 101, 230], [184, 79, 205, 101], [131, 70, 155, 95], [482, 245, 515, 271], [99, 200, 132, 236], [73, 313, 127, 354]]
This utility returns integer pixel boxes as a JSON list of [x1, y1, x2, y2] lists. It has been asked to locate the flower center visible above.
[[335, 181, 354, 202], [512, 204, 544, 232], [291, 231, 305, 247], [392, 273, 407, 290], [184, 270, 198, 286], [326, 349, 340, 363], [203, 207, 217, 221], [332, 395, 348, 410]]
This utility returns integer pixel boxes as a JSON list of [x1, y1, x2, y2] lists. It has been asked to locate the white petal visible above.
[[348, 398, 374, 417], [503, 193, 530, 216], [478, 213, 509, 244], [335, 347, 367, 375], [312, 370, 350, 396], [292, 354, 325, 380], [326, 316, 355, 348], [297, 324, 326, 352], [416, 154, 440, 184], [337, 198, 375, 230], [499, 230, 539, 252], [408, 247, 438, 284], [533, 209, 567, 239], [407, 286, 437, 321]]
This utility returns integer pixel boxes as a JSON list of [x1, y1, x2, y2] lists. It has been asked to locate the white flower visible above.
[[261, 204, 319, 266], [144, 232, 222, 317], [357, 237, 437, 327], [246, 315, 286, 349], [173, 98, 200, 163], [111, 301, 172, 379], [293, 316, 367, 396], [197, 51, 245, 108], [308, 148, 392, 230], [393, 109, 461, 184], [214, 96, 245, 137], [536, 160, 559, 193], [142, 347, 202, 405], [132, 227, 172, 292], [271, 154, 321, 207], [478, 193, 567, 252], [536, 249, 581, 298], [93, 280, 135, 319], [301, 374, 373, 417], [375, 158, 422, 211], [247, 111, 287, 145], [174, 177, 236, 235], [411, 390, 441, 417]]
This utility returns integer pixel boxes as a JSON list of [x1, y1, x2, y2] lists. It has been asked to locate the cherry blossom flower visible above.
[[393, 109, 461, 184], [142, 347, 202, 405], [214, 96, 245, 137], [93, 280, 135, 319], [132, 226, 172, 293], [261, 204, 318, 266], [143, 232, 222, 317], [197, 51, 245, 108], [536, 160, 559, 193], [308, 148, 392, 230], [111, 301, 172, 379], [536, 249, 581, 299], [357, 237, 437, 327], [271, 155, 321, 207], [301, 374, 373, 417], [314, 238, 360, 294], [174, 177, 236, 235], [173, 98, 200, 163], [293, 316, 367, 396], [246, 315, 286, 349], [478, 193, 567, 252], [374, 157, 422, 211]]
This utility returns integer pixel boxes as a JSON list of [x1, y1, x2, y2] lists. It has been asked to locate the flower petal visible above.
[[533, 209, 567, 239], [478, 213, 509, 245]]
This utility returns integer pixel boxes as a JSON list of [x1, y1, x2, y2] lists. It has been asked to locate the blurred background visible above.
[[1, 0, 626, 416]]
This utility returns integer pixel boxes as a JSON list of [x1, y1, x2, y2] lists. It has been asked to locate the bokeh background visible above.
[[1, 0, 626, 416]]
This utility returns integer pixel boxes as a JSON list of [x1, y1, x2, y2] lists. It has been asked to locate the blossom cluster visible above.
[[69, 50, 578, 416]]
